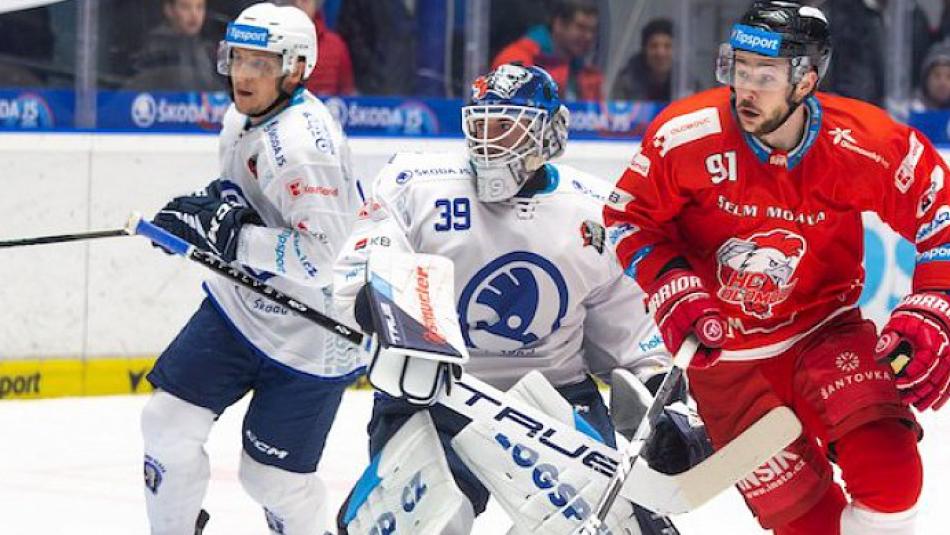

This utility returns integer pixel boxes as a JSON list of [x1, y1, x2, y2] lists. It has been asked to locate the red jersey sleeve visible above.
[[874, 124, 950, 291], [603, 105, 715, 287]]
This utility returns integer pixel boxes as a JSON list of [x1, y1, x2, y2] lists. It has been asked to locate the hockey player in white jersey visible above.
[[140, 3, 361, 534], [333, 64, 701, 534]]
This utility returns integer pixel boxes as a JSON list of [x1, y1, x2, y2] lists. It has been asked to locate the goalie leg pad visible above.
[[141, 391, 216, 535], [507, 371, 613, 446], [454, 418, 649, 535], [457, 372, 680, 535], [342, 411, 473, 535], [365, 397, 493, 515], [239, 453, 332, 535]]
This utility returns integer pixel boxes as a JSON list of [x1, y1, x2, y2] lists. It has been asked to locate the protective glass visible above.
[[216, 42, 284, 78], [716, 44, 793, 92]]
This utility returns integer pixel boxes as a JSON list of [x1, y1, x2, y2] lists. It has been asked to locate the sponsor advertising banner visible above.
[[0, 357, 156, 400], [0, 89, 73, 130], [0, 89, 668, 139]]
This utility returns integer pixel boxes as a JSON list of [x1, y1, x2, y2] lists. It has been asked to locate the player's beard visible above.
[[752, 103, 791, 136]]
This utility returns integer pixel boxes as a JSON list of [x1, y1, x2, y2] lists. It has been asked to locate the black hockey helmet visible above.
[[717, 1, 832, 88]]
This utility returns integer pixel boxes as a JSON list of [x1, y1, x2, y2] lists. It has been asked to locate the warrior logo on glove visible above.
[[716, 230, 807, 319]]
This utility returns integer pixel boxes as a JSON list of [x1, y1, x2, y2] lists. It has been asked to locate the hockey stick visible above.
[[0, 228, 129, 248], [573, 337, 699, 534], [128, 213, 364, 344], [132, 214, 800, 522]]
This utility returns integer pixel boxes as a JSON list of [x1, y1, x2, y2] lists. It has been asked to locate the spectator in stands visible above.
[[128, 0, 222, 91], [913, 0, 950, 89], [818, 0, 884, 106], [914, 39, 950, 111], [611, 18, 674, 102], [337, 0, 416, 96], [0, 6, 54, 87], [280, 0, 355, 96], [492, 0, 602, 101]]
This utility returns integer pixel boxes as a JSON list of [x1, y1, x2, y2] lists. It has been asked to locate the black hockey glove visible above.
[[152, 195, 262, 262], [640, 374, 714, 475]]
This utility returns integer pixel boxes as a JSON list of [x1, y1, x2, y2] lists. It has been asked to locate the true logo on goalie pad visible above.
[[455, 381, 618, 478]]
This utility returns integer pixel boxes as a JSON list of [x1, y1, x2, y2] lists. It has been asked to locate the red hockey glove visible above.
[[875, 292, 950, 411], [646, 269, 727, 368]]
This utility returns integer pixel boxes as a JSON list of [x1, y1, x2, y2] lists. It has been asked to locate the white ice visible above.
[[0, 391, 947, 534]]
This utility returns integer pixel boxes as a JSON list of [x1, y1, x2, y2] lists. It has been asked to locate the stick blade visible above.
[[620, 406, 801, 515]]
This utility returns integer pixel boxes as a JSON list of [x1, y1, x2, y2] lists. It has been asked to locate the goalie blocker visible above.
[[355, 250, 470, 405]]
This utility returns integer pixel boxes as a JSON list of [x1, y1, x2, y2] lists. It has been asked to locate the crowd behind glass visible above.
[[2, 0, 949, 118]]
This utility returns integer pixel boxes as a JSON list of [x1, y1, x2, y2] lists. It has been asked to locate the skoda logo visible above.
[[324, 97, 348, 128], [131, 93, 157, 128], [458, 251, 569, 351]]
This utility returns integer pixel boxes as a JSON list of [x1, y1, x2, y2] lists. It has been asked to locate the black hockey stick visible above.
[[0, 228, 129, 248], [129, 214, 364, 345]]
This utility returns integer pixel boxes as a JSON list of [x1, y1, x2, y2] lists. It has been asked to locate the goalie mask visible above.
[[716, 1, 831, 92], [462, 64, 570, 202]]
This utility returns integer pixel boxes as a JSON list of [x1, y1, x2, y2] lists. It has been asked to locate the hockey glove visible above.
[[611, 369, 714, 475], [152, 195, 262, 263], [355, 283, 462, 406], [875, 292, 950, 411], [646, 269, 726, 368]]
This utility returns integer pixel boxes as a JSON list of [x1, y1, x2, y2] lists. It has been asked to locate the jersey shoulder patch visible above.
[[643, 87, 729, 159], [374, 152, 474, 198], [819, 93, 910, 182], [260, 103, 342, 171], [650, 106, 722, 157], [554, 164, 611, 204]]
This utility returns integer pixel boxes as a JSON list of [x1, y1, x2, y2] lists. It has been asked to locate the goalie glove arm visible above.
[[333, 214, 415, 331]]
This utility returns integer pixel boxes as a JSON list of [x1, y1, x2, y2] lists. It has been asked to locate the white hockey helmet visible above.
[[217, 2, 318, 79]]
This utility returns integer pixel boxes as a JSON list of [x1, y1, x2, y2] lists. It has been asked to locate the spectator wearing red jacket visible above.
[[283, 0, 355, 96], [492, 0, 602, 101]]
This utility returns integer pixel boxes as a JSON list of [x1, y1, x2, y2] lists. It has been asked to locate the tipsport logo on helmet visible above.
[[226, 23, 270, 46], [730, 24, 783, 57]]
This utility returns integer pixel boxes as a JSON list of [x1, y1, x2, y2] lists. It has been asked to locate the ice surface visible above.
[[0, 391, 946, 534]]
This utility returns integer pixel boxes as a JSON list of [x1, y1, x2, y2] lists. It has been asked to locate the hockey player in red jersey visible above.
[[605, 2, 950, 534]]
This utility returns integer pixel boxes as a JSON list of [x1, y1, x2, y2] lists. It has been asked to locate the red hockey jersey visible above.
[[605, 86, 950, 360]]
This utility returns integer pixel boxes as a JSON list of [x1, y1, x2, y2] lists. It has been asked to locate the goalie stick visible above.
[[127, 214, 800, 523]]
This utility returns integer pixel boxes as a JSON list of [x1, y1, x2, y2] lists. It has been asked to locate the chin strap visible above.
[[226, 75, 297, 120]]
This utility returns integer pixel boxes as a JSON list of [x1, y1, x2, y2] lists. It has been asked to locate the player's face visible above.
[[469, 116, 532, 156], [230, 48, 284, 115], [164, 0, 205, 37], [732, 52, 795, 135]]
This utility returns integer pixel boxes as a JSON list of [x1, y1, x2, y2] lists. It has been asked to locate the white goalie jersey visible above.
[[204, 89, 363, 379], [334, 151, 668, 390]]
